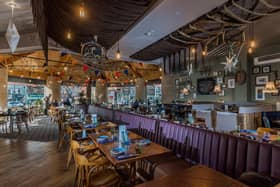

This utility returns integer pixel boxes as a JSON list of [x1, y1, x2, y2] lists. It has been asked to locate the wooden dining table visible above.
[[136, 165, 248, 187], [88, 131, 170, 182]]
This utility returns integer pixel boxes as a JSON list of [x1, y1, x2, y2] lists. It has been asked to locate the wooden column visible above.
[[0, 68, 8, 110]]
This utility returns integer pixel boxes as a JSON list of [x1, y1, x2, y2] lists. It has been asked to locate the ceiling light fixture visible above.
[[191, 47, 196, 54], [202, 45, 207, 56], [79, 1, 86, 18], [202, 50, 207, 56], [248, 47, 253, 54], [66, 30, 72, 40], [6, 1, 20, 53], [116, 42, 121, 60]]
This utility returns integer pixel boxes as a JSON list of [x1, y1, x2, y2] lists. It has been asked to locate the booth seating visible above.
[[88, 105, 280, 183]]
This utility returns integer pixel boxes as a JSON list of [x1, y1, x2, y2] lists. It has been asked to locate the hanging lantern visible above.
[[115, 71, 121, 77], [123, 69, 129, 76], [83, 64, 89, 72]]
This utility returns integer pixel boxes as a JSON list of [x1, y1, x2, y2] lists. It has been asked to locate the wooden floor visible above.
[[0, 138, 74, 187]]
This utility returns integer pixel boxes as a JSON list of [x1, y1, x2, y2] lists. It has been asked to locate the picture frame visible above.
[[216, 77, 223, 84], [218, 90, 225, 96], [255, 86, 265, 101], [227, 79, 235, 89], [218, 71, 224, 76], [175, 79, 179, 86], [252, 66, 260, 74], [256, 75, 269, 85], [262, 65, 271, 73]]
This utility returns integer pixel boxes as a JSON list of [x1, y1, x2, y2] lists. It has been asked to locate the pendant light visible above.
[[116, 41, 121, 59], [191, 47, 196, 54], [79, 1, 86, 18], [248, 22, 256, 54], [66, 30, 72, 40], [202, 45, 207, 56], [6, 1, 20, 53]]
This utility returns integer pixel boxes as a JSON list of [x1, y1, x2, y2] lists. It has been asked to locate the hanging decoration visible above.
[[5, 2, 20, 53], [221, 42, 244, 73], [83, 64, 89, 72], [81, 35, 106, 63], [94, 70, 99, 76], [123, 69, 129, 76], [115, 71, 121, 77]]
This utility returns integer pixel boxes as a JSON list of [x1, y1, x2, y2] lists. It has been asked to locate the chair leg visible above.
[[25, 122, 29, 132], [67, 147, 73, 168], [17, 123, 21, 134]]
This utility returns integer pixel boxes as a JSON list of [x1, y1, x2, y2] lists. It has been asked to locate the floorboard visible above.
[[0, 138, 74, 187]]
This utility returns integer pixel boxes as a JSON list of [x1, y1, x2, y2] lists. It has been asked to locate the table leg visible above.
[[129, 161, 136, 184]]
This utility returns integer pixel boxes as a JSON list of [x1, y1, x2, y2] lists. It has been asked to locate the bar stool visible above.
[[0, 116, 8, 133], [15, 113, 29, 134]]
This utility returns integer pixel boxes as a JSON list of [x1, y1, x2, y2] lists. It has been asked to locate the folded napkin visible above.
[[116, 153, 139, 160], [97, 137, 113, 144]]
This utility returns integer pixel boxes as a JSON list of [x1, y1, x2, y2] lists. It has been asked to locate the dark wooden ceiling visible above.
[[32, 0, 158, 53], [131, 0, 280, 61]]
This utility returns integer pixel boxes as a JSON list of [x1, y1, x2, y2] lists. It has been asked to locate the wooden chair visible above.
[[67, 139, 98, 169], [86, 163, 120, 187], [75, 150, 111, 187]]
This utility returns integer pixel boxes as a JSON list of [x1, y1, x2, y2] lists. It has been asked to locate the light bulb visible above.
[[250, 40, 256, 48], [79, 2, 85, 18], [191, 47, 196, 54], [64, 66, 68, 71], [248, 47, 253, 54], [116, 50, 121, 59], [159, 67, 162, 72], [66, 31, 72, 40], [202, 50, 207, 56]]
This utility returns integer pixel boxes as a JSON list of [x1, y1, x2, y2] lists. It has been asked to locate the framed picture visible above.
[[255, 86, 265, 101], [217, 77, 223, 84], [218, 90, 225, 96], [262, 65, 271, 73], [256, 76, 269, 85], [218, 71, 224, 76], [252, 66, 260, 74], [275, 80, 280, 88], [221, 84, 227, 88], [175, 79, 179, 86], [227, 79, 235, 89]]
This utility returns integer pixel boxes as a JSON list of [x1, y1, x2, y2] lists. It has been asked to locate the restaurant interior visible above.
[[0, 0, 280, 186]]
